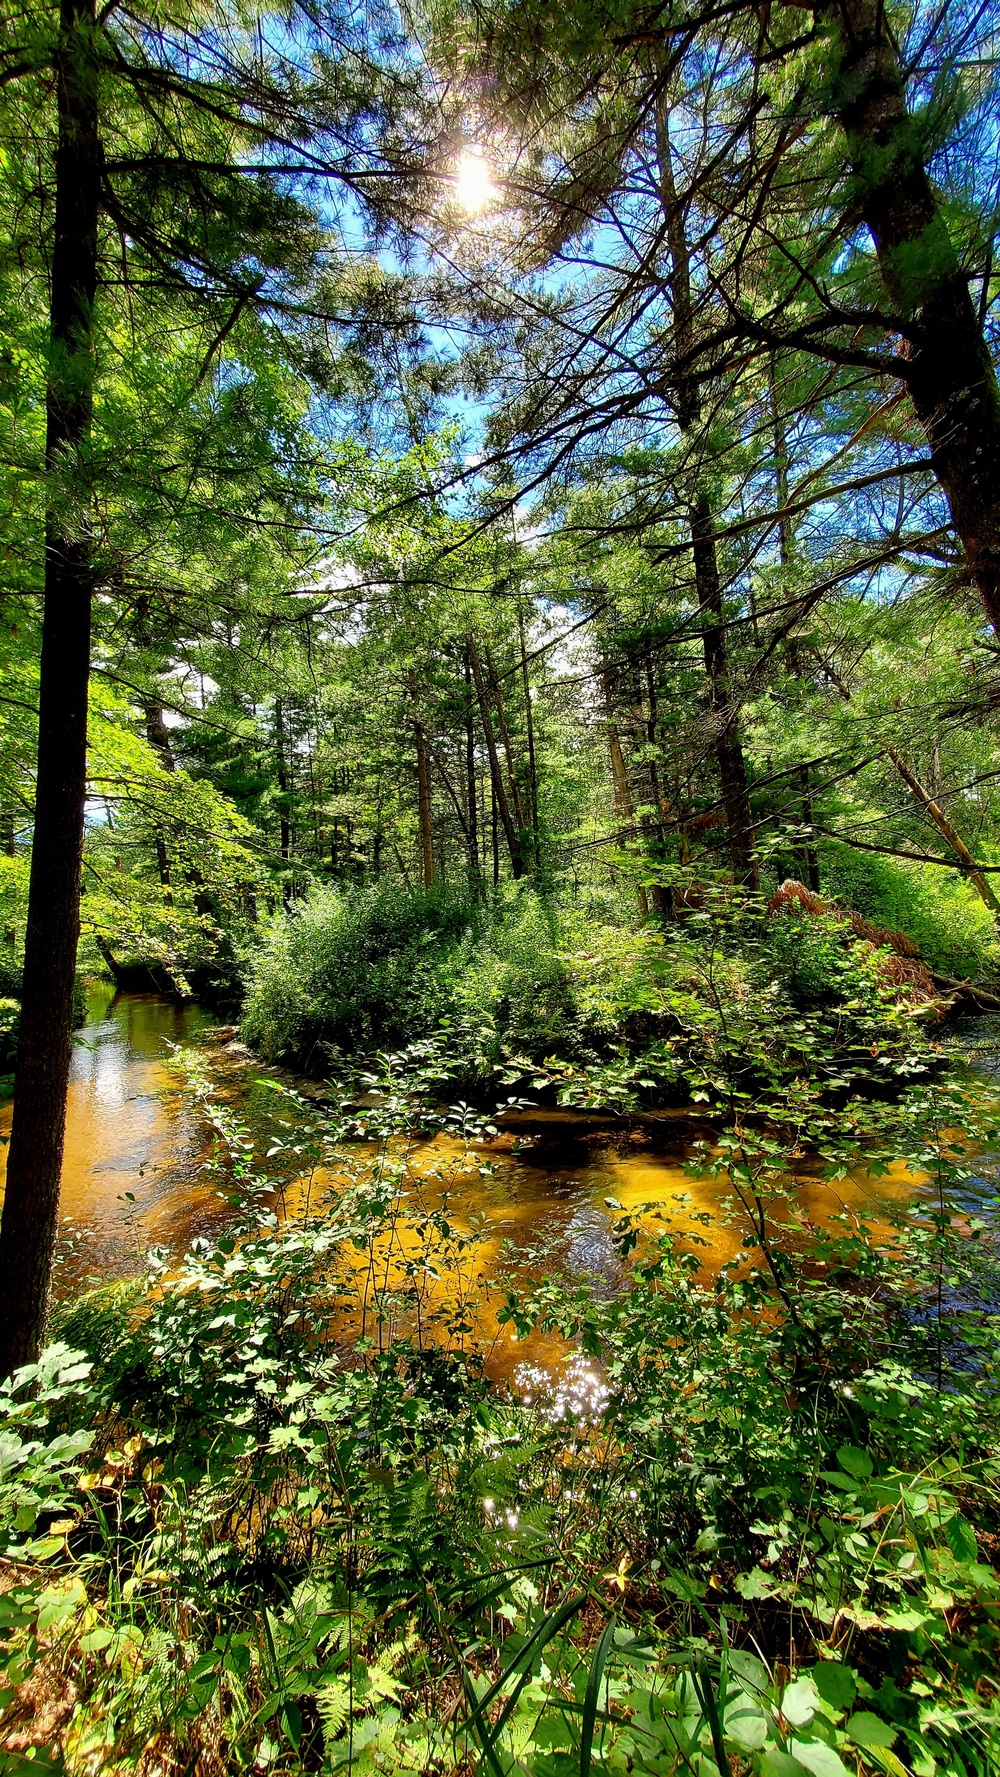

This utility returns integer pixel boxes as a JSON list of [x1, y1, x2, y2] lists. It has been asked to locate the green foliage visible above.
[[241, 881, 480, 1065], [820, 844, 1000, 979], [2, 1073, 999, 1773], [243, 880, 941, 1119]]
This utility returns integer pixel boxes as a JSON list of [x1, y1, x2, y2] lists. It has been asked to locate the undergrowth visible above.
[[241, 879, 946, 1113], [2, 1054, 1000, 1775]]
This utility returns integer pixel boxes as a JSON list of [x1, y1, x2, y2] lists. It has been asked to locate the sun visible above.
[[454, 145, 498, 215]]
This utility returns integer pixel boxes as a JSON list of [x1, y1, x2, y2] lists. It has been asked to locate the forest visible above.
[[2, 0, 1000, 1769]]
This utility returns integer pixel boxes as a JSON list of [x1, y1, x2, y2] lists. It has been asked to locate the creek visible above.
[[0, 984, 980, 1378]]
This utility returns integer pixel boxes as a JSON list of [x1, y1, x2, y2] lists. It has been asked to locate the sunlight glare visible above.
[[454, 146, 498, 215]]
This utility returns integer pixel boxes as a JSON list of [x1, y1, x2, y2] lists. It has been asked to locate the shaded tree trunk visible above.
[[464, 647, 482, 893], [771, 357, 820, 892], [827, 0, 1000, 632], [468, 636, 524, 879], [485, 643, 528, 849], [0, 0, 101, 1377], [408, 670, 435, 887], [656, 107, 758, 888], [517, 609, 540, 865]]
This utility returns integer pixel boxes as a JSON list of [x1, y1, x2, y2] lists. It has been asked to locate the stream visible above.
[[0, 983, 979, 1373]]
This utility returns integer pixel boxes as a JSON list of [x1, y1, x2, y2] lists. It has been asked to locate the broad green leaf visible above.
[[845, 1712, 897, 1750], [944, 1515, 978, 1565], [836, 1446, 873, 1479], [788, 1740, 851, 1777], [810, 1665, 856, 1712]]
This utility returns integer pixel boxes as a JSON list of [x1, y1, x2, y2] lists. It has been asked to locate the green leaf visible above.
[[760, 1756, 808, 1777], [944, 1514, 978, 1565], [788, 1740, 850, 1777], [579, 1616, 615, 1777], [810, 1665, 856, 1712], [844, 1713, 897, 1750], [781, 1678, 819, 1728], [836, 1446, 873, 1479]]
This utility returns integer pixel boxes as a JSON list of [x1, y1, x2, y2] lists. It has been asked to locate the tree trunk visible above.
[[826, 0, 1000, 632], [490, 777, 500, 887], [517, 609, 540, 864], [275, 698, 291, 868], [603, 669, 649, 921], [0, 0, 100, 1378], [408, 670, 435, 887], [468, 636, 524, 879], [656, 107, 758, 888], [771, 357, 821, 892], [485, 643, 528, 841], [464, 647, 482, 893]]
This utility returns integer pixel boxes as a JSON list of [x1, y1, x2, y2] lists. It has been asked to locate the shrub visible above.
[[241, 881, 478, 1067], [819, 842, 1000, 978]]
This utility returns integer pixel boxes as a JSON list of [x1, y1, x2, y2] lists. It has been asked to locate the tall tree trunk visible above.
[[274, 699, 291, 867], [464, 647, 481, 893], [408, 670, 435, 887], [771, 357, 821, 892], [826, 0, 1000, 632], [656, 108, 758, 888], [490, 777, 500, 888], [468, 636, 524, 879], [0, 0, 100, 1377], [485, 644, 528, 840], [517, 609, 540, 865], [602, 668, 649, 920]]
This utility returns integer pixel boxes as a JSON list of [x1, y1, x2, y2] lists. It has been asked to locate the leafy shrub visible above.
[[241, 881, 478, 1067], [820, 842, 1000, 978], [242, 883, 942, 1116]]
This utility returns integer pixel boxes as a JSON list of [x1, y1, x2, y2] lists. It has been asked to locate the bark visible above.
[[408, 670, 435, 887], [771, 358, 821, 892], [517, 609, 540, 864], [0, 0, 100, 1377], [602, 669, 650, 921], [485, 644, 528, 839], [826, 0, 1000, 631], [657, 108, 758, 888], [274, 698, 291, 866], [490, 777, 500, 887], [464, 647, 482, 891], [468, 636, 524, 879]]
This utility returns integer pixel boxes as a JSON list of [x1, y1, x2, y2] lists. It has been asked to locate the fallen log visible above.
[[931, 972, 1000, 1011]]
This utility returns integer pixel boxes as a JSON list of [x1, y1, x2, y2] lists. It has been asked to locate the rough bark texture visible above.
[[603, 670, 650, 921], [0, 0, 100, 1377], [828, 0, 1000, 631], [468, 636, 524, 879], [657, 107, 758, 887], [408, 671, 436, 887]]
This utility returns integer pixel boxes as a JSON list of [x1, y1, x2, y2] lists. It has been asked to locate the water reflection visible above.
[[0, 987, 973, 1333], [0, 986, 219, 1296]]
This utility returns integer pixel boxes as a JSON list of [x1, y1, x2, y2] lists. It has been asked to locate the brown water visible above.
[[0, 986, 950, 1362]]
